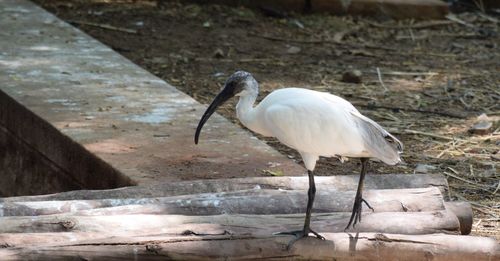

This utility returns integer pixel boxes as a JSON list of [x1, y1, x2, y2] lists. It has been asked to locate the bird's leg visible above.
[[344, 158, 374, 231], [302, 170, 324, 239], [274, 170, 325, 248]]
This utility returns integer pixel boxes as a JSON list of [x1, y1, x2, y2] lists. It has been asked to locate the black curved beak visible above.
[[194, 87, 234, 144]]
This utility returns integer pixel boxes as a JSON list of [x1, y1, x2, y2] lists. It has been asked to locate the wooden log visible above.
[[0, 187, 445, 216], [1, 174, 448, 202], [444, 202, 473, 235], [0, 210, 461, 235], [0, 232, 497, 260]]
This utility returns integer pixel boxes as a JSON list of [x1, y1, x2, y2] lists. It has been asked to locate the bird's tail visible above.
[[351, 112, 403, 165]]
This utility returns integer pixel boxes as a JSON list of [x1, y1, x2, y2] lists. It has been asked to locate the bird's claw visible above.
[[362, 198, 375, 212], [310, 229, 325, 240], [344, 197, 374, 231], [274, 229, 325, 250]]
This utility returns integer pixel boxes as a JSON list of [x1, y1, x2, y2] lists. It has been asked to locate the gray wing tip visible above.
[[384, 133, 404, 153]]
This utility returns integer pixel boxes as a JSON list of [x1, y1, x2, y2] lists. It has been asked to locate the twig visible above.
[[384, 112, 401, 122], [484, 86, 500, 96], [444, 170, 494, 194], [247, 32, 396, 51], [363, 43, 397, 51], [429, 140, 454, 151], [436, 140, 468, 158], [471, 205, 497, 217], [247, 32, 332, 44], [374, 71, 439, 77], [473, 0, 486, 13], [366, 20, 455, 29], [469, 164, 476, 180], [476, 12, 499, 23], [68, 20, 138, 34], [376, 67, 389, 92], [445, 14, 476, 28], [401, 129, 459, 141], [408, 28, 415, 42], [453, 193, 498, 218], [396, 34, 428, 41], [410, 51, 457, 58], [493, 182, 500, 195], [446, 166, 460, 175], [194, 57, 281, 64], [459, 97, 471, 109]]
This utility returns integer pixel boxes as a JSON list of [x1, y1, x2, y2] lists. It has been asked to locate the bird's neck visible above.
[[236, 93, 257, 128]]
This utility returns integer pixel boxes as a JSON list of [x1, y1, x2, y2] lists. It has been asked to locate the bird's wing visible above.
[[262, 103, 307, 150], [316, 91, 359, 112], [318, 91, 403, 164], [261, 101, 331, 171], [258, 88, 402, 165], [349, 110, 403, 165], [260, 91, 367, 157]]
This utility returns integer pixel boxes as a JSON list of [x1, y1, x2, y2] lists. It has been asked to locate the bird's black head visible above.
[[194, 71, 256, 144], [222, 71, 257, 97]]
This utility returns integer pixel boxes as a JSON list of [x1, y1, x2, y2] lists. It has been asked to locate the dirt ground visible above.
[[33, 0, 498, 238]]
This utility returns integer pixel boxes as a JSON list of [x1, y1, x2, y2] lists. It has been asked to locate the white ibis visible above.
[[194, 71, 403, 246]]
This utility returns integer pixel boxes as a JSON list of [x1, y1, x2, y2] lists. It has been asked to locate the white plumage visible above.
[[237, 87, 402, 171], [195, 71, 403, 246]]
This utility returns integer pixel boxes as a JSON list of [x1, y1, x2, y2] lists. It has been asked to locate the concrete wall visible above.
[[0, 89, 135, 197], [0, 124, 83, 197]]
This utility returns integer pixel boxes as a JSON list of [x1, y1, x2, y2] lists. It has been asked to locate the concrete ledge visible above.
[[0, 0, 303, 196]]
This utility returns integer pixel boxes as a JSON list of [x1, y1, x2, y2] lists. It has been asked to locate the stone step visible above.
[[0, 0, 303, 196]]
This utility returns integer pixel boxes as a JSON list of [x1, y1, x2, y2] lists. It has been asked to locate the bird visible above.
[[194, 71, 403, 246]]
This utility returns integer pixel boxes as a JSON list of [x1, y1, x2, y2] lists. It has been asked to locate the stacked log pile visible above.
[[0, 174, 498, 260]]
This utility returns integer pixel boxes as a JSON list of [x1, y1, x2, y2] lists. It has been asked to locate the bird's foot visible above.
[[273, 228, 325, 250], [344, 196, 374, 231]]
